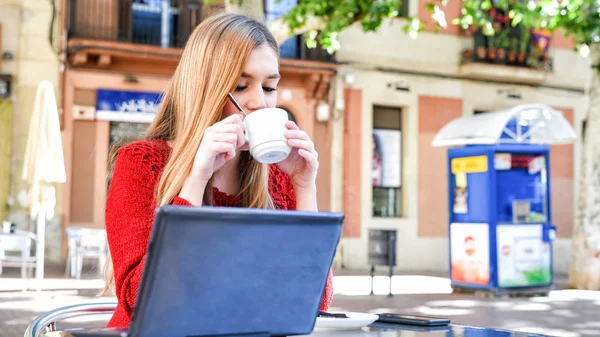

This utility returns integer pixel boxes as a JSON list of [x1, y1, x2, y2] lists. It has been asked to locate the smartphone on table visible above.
[[375, 313, 451, 326]]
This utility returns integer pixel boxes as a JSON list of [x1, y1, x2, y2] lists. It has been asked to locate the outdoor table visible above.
[[41, 321, 553, 337]]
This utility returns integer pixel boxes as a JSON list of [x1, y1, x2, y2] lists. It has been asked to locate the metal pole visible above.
[[388, 232, 394, 297], [35, 205, 45, 290], [370, 265, 375, 295], [388, 263, 393, 297], [161, 0, 170, 47]]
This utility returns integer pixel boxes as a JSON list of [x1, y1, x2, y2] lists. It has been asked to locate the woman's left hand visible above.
[[276, 121, 319, 190]]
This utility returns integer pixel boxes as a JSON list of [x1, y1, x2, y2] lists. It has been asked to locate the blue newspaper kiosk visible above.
[[432, 104, 576, 296]]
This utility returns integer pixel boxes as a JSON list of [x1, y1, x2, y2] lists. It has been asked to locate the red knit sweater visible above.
[[104, 139, 334, 328]]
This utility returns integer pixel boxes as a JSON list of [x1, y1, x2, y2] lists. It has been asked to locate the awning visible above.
[[432, 104, 577, 147], [21, 80, 66, 283]]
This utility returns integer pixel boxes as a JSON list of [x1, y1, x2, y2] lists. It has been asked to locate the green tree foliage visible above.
[[280, 0, 596, 57]]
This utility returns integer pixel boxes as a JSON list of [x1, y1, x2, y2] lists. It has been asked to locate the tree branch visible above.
[[221, 0, 325, 45], [223, 0, 266, 22], [268, 15, 326, 45]]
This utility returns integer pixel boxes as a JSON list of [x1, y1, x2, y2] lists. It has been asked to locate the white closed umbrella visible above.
[[21, 80, 66, 283]]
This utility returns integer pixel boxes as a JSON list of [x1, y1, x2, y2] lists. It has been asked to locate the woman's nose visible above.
[[246, 86, 267, 112]]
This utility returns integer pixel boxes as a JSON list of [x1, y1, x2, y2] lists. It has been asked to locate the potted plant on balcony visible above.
[[474, 28, 487, 61], [507, 35, 518, 64], [526, 47, 545, 70], [517, 28, 531, 65], [460, 25, 476, 62], [527, 29, 553, 71], [487, 35, 497, 61], [495, 29, 509, 64], [463, 45, 474, 62], [533, 29, 552, 62]]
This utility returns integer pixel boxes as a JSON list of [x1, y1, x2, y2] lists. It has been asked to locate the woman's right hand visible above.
[[178, 114, 245, 205], [191, 114, 246, 182]]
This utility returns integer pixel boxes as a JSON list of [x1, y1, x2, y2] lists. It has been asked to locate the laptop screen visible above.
[[130, 206, 344, 337]]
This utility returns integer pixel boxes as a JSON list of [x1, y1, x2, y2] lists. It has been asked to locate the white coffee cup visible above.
[[243, 107, 291, 164]]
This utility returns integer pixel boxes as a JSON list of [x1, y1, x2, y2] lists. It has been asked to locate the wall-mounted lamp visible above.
[[387, 80, 410, 92], [316, 102, 330, 122], [2, 52, 14, 61], [334, 97, 345, 111], [124, 73, 139, 84], [344, 72, 356, 85], [498, 88, 521, 100]]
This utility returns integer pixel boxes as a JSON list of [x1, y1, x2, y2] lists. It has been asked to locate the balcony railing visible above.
[[460, 27, 552, 71], [67, 0, 221, 48], [67, 0, 335, 63], [278, 34, 336, 63]]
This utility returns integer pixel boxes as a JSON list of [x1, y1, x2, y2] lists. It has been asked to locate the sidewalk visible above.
[[0, 264, 106, 293], [0, 266, 597, 337], [330, 273, 598, 337]]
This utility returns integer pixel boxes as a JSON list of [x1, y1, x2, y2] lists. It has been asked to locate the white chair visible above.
[[0, 231, 37, 279], [24, 301, 117, 337], [65, 228, 108, 279]]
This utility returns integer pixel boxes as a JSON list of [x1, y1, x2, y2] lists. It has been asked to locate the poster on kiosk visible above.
[[432, 104, 577, 295]]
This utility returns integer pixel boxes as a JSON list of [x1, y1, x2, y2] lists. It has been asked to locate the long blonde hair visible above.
[[101, 12, 280, 295]]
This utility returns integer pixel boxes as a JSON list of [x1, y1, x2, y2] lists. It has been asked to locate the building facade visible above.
[[331, 0, 588, 275], [57, 0, 337, 261], [2, 0, 586, 276], [1, 0, 63, 262]]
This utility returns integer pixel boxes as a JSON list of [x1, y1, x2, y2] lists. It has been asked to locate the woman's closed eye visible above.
[[235, 85, 277, 92]]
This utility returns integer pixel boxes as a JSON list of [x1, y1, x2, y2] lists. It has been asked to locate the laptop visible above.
[[71, 206, 344, 337]]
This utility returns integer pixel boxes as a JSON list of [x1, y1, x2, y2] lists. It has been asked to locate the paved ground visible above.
[[1, 266, 598, 337]]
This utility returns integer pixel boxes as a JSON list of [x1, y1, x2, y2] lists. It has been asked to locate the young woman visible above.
[[103, 12, 333, 328]]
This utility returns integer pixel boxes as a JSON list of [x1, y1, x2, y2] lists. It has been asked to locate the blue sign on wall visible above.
[[96, 89, 163, 123]]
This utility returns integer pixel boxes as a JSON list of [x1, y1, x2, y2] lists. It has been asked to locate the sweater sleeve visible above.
[[105, 142, 170, 318], [173, 196, 193, 206], [320, 269, 334, 310]]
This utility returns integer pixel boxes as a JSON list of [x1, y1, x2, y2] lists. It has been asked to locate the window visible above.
[[264, 0, 298, 58], [107, 122, 150, 189], [109, 122, 149, 147], [372, 105, 402, 217], [398, 0, 409, 17]]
